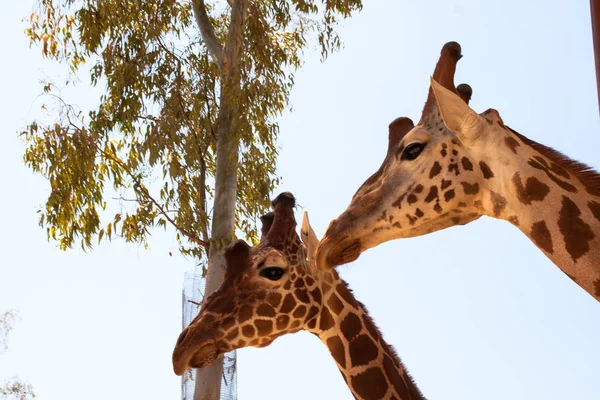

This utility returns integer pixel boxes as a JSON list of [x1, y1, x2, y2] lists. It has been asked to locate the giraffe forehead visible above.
[[259, 250, 289, 267], [400, 124, 447, 146]]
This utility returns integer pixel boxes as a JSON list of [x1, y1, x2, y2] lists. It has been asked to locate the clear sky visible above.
[[1, 1, 599, 400]]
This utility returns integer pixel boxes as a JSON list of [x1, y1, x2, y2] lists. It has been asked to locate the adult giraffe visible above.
[[316, 42, 600, 302], [173, 193, 424, 400]]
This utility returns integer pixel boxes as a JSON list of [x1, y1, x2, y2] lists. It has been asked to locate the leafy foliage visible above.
[[22, 0, 362, 261], [0, 378, 36, 400], [0, 311, 36, 400], [0, 310, 18, 354]]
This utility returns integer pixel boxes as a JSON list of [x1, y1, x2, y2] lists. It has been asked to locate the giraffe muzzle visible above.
[[316, 236, 362, 270], [172, 326, 220, 375]]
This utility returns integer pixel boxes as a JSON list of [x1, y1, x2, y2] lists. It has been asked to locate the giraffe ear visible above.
[[301, 211, 319, 262], [430, 77, 483, 143]]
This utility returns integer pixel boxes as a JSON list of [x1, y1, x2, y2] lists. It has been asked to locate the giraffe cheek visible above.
[[255, 319, 274, 337], [276, 315, 290, 330]]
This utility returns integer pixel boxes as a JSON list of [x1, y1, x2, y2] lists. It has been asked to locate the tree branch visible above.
[[222, 0, 247, 79], [191, 0, 224, 68], [47, 100, 211, 252]]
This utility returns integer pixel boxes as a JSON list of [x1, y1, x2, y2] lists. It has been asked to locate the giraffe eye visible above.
[[402, 142, 425, 161], [260, 267, 285, 281]]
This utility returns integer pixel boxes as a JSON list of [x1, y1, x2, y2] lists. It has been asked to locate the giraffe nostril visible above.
[[176, 328, 189, 346]]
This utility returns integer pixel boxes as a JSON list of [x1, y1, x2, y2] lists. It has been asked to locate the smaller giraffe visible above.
[[172, 193, 424, 400]]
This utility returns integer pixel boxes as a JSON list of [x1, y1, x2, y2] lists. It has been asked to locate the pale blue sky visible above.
[[1, 1, 599, 400]]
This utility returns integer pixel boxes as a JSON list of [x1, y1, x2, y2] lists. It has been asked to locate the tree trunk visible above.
[[193, 1, 247, 399]]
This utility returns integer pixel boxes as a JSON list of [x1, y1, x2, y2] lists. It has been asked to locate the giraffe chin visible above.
[[188, 344, 220, 369], [173, 343, 220, 376]]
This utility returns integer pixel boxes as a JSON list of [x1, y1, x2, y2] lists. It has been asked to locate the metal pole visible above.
[[591, 0, 600, 113]]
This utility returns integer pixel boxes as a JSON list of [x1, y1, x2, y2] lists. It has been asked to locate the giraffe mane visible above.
[[340, 279, 425, 400], [508, 127, 600, 196]]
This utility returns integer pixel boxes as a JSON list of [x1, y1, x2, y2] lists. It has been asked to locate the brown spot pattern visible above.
[[267, 292, 282, 308], [351, 368, 388, 400], [589, 201, 600, 222], [340, 312, 362, 341], [255, 319, 273, 336], [425, 186, 438, 203], [508, 216, 520, 226], [479, 161, 495, 179], [238, 305, 253, 323], [336, 283, 356, 307], [512, 172, 550, 205], [220, 316, 235, 331], [293, 305, 307, 318], [242, 324, 255, 338], [407, 194, 418, 205], [490, 191, 507, 217], [280, 294, 296, 313], [384, 354, 411, 400], [461, 182, 480, 195], [349, 334, 379, 367], [444, 189, 456, 202], [429, 162, 442, 178], [528, 157, 577, 193], [441, 179, 452, 190], [276, 315, 289, 330], [326, 335, 347, 369], [211, 295, 234, 314], [392, 194, 405, 209], [530, 221, 554, 254], [461, 157, 473, 171], [558, 196, 595, 261], [226, 327, 239, 341], [363, 316, 380, 342], [406, 214, 417, 226], [505, 136, 520, 153], [257, 304, 276, 317], [327, 293, 344, 315], [319, 307, 335, 331], [310, 288, 322, 304], [295, 289, 310, 304], [448, 163, 460, 176], [532, 155, 571, 179]]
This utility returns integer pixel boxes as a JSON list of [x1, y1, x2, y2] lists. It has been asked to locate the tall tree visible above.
[[22, 0, 362, 398]]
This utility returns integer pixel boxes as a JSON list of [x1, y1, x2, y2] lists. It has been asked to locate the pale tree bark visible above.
[[191, 1, 248, 399]]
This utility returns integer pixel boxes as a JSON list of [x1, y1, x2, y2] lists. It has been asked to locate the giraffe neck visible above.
[[311, 273, 424, 400], [478, 128, 600, 301]]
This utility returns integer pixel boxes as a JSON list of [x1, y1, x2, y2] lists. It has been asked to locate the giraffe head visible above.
[[317, 41, 515, 270], [172, 192, 329, 375]]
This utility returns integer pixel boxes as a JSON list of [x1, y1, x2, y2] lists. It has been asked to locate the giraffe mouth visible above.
[[317, 236, 362, 270], [188, 343, 220, 369], [173, 341, 220, 375]]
